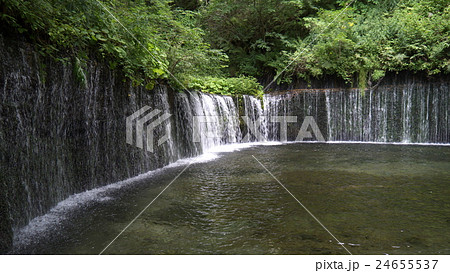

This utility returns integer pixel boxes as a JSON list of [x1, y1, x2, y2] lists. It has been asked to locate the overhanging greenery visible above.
[[1, 0, 448, 94]]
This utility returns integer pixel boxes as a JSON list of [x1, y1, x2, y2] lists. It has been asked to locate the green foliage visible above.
[[72, 56, 87, 87], [188, 76, 264, 98], [199, 0, 330, 77], [1, 0, 448, 95], [171, 0, 202, 10], [372, 69, 385, 81], [165, 9, 229, 80], [1, 0, 167, 82], [0, 0, 253, 95], [200, 0, 449, 85], [381, 0, 450, 75], [276, 0, 450, 84]]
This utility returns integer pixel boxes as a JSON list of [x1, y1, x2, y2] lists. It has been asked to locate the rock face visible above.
[[1, 33, 448, 253]]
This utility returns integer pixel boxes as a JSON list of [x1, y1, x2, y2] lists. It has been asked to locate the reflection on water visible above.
[[13, 143, 450, 254]]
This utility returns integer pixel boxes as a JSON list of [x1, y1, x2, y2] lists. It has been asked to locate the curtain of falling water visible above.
[[263, 80, 449, 143]]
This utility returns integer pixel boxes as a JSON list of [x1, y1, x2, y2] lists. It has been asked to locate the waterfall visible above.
[[174, 91, 241, 153], [263, 91, 327, 142], [242, 95, 266, 141], [0, 34, 248, 252], [262, 79, 449, 143]]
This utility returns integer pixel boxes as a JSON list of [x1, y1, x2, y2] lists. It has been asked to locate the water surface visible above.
[[13, 143, 450, 254]]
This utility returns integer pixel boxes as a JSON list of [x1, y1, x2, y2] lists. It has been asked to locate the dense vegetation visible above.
[[201, 0, 449, 87], [1, 0, 448, 94]]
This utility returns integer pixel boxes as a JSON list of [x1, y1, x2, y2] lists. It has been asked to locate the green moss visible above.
[[358, 68, 367, 95], [72, 56, 87, 88], [187, 76, 264, 99]]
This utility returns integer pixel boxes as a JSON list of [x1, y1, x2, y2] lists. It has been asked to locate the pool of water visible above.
[[13, 143, 450, 254]]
